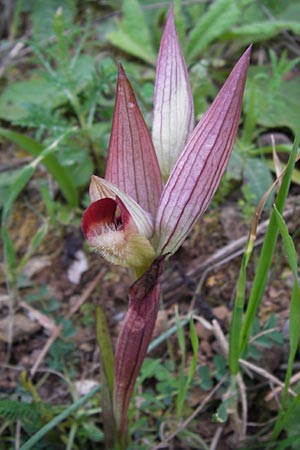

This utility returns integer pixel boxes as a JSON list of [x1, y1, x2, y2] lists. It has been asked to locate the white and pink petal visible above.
[[152, 6, 194, 180]]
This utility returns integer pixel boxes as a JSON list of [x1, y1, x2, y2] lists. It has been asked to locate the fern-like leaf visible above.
[[0, 400, 39, 421]]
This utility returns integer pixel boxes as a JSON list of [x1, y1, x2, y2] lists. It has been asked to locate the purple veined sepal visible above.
[[152, 5, 194, 180], [82, 177, 156, 271], [105, 63, 163, 217], [155, 46, 252, 256], [113, 257, 165, 439]]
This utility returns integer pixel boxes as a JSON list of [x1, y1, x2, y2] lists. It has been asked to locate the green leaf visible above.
[[214, 354, 227, 377], [212, 401, 228, 423], [175, 306, 186, 357], [243, 0, 300, 21], [243, 158, 274, 207], [154, 363, 173, 382], [186, 318, 199, 386], [272, 279, 300, 442], [2, 225, 17, 277], [226, 148, 244, 180], [0, 400, 39, 421], [0, 128, 78, 207], [31, 0, 76, 41], [274, 205, 299, 276], [198, 366, 212, 391], [225, 20, 300, 45], [185, 0, 242, 61], [96, 305, 114, 395], [244, 63, 300, 135], [0, 78, 66, 121], [107, 0, 155, 65], [139, 358, 162, 384], [2, 164, 35, 223], [282, 396, 300, 450], [0, 168, 23, 208], [82, 422, 104, 443], [273, 206, 300, 398], [239, 131, 300, 357], [0, 54, 94, 123], [71, 54, 95, 86], [57, 144, 94, 188], [270, 397, 300, 450], [17, 222, 49, 273], [96, 305, 117, 448], [247, 345, 262, 360]]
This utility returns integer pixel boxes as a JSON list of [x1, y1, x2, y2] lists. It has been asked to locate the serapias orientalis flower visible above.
[[82, 9, 251, 276], [81, 5, 251, 441]]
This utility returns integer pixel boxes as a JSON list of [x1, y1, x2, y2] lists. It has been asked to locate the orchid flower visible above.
[[82, 6, 251, 444]]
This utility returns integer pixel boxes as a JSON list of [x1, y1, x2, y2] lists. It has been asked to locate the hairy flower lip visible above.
[[81, 197, 156, 270], [81, 197, 137, 246]]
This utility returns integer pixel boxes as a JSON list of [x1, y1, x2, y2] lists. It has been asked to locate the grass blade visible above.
[[2, 164, 35, 223], [186, 317, 199, 387], [229, 162, 285, 374], [273, 205, 299, 278], [2, 225, 17, 281], [185, 0, 241, 61], [17, 222, 49, 274], [96, 305, 114, 396], [270, 394, 300, 446], [0, 127, 78, 207], [239, 131, 300, 356], [175, 305, 186, 419], [270, 206, 300, 442], [96, 305, 116, 448]]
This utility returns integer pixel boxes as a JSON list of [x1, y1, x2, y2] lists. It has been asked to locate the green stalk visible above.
[[66, 423, 77, 450], [229, 233, 255, 375], [238, 132, 299, 357], [269, 207, 300, 443], [10, 0, 23, 39], [95, 305, 116, 449], [175, 306, 187, 419], [270, 394, 300, 445]]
